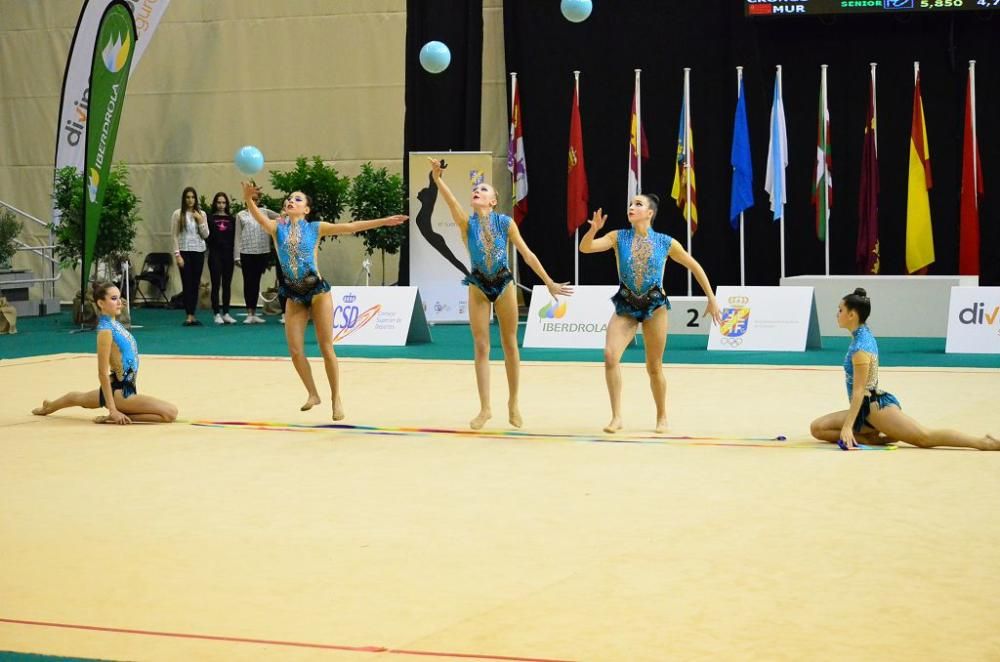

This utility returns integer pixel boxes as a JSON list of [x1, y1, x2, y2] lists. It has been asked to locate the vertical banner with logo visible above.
[[408, 152, 492, 323], [55, 0, 170, 219], [946, 287, 1000, 354], [81, 1, 137, 295]]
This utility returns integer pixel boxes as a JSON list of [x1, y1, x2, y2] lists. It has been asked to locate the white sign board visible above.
[[523, 285, 617, 349], [408, 151, 492, 323], [524, 289, 713, 348], [662, 296, 711, 335], [945, 287, 1000, 354], [708, 286, 821, 351], [329, 287, 431, 346]]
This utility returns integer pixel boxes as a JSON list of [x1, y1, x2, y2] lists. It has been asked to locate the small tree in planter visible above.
[[268, 156, 350, 225], [348, 163, 406, 285], [0, 208, 23, 271], [52, 164, 140, 324]]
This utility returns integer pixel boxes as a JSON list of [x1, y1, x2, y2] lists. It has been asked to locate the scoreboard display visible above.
[[746, 0, 1000, 16]]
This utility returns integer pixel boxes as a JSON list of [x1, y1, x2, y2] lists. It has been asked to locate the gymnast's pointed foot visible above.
[[470, 408, 492, 430], [32, 400, 53, 416], [981, 434, 1000, 451], [508, 402, 523, 428], [332, 396, 345, 421], [603, 416, 623, 434], [301, 394, 321, 411], [655, 418, 669, 434]]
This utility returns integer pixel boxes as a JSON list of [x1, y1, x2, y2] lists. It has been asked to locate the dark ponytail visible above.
[[842, 287, 871, 323]]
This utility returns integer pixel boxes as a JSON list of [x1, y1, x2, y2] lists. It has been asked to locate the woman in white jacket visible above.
[[171, 186, 209, 326]]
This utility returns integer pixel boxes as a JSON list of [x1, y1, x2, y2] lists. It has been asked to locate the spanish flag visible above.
[[905, 65, 934, 274]]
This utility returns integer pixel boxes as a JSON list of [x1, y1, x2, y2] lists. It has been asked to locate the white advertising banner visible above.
[[945, 287, 1000, 354], [329, 287, 431, 346], [708, 286, 821, 351], [523, 285, 617, 349], [408, 151, 491, 323], [524, 289, 713, 348], [55, 0, 171, 181]]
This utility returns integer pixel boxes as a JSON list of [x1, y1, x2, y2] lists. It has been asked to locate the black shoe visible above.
[[191, 319, 203, 326], [183, 320, 194, 327]]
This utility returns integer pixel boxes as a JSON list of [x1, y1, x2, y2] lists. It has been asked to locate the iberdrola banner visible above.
[[81, 1, 137, 292], [54, 0, 170, 224]]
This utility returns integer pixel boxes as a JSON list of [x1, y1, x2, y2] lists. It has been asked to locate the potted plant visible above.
[[268, 156, 350, 225], [348, 162, 406, 285], [52, 163, 140, 324], [0, 207, 22, 271]]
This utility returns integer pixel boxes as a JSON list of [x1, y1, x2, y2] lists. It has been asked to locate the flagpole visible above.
[[778, 64, 786, 281], [636, 69, 642, 194], [871, 63, 878, 159], [572, 70, 582, 286], [821, 64, 830, 277], [684, 70, 691, 230], [970, 60, 978, 201], [737, 66, 745, 287], [510, 71, 521, 290]]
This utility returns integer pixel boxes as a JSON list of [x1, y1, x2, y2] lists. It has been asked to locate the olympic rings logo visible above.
[[718, 337, 743, 348]]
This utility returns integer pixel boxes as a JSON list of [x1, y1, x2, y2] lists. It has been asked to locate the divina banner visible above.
[[54, 0, 170, 224], [81, 1, 138, 295]]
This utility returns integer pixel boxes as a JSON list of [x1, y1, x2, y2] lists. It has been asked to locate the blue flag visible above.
[[765, 73, 788, 221], [730, 78, 753, 227]]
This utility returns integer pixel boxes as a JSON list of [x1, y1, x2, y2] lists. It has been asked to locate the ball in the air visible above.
[[561, 0, 593, 23], [419, 41, 451, 74], [234, 145, 264, 175]]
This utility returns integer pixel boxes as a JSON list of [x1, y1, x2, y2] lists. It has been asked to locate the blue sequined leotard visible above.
[[844, 324, 901, 431], [463, 211, 514, 302], [275, 219, 330, 306], [96, 314, 138, 406], [611, 228, 673, 321]]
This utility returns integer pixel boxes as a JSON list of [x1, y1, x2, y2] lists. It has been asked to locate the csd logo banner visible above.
[[946, 287, 1000, 354], [328, 287, 431, 346], [708, 286, 821, 352]]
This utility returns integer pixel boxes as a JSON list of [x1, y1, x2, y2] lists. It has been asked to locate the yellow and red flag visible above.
[[905, 66, 934, 274]]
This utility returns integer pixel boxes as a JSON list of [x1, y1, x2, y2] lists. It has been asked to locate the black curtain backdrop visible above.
[[501, 1, 999, 294], [400, 0, 483, 285]]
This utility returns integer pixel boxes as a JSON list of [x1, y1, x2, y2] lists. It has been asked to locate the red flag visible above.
[[567, 84, 588, 236], [959, 65, 984, 275], [856, 66, 880, 274]]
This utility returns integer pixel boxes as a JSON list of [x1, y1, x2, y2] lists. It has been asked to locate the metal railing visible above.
[[0, 199, 60, 301]]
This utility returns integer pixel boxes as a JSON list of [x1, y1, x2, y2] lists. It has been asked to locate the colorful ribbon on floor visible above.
[[185, 420, 895, 451]]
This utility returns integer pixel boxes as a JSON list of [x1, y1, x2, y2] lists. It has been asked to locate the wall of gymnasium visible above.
[[0, 0, 510, 304]]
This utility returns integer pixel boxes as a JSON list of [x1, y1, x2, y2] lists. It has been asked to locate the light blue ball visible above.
[[419, 41, 451, 74], [561, 0, 593, 23], [234, 145, 264, 175]]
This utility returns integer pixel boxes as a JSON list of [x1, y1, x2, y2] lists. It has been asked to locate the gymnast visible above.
[[429, 157, 572, 430], [810, 288, 999, 450], [579, 196, 721, 434], [240, 181, 406, 419], [32, 282, 177, 424]]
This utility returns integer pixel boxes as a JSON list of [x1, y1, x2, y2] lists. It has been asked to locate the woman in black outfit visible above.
[[207, 192, 236, 324]]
